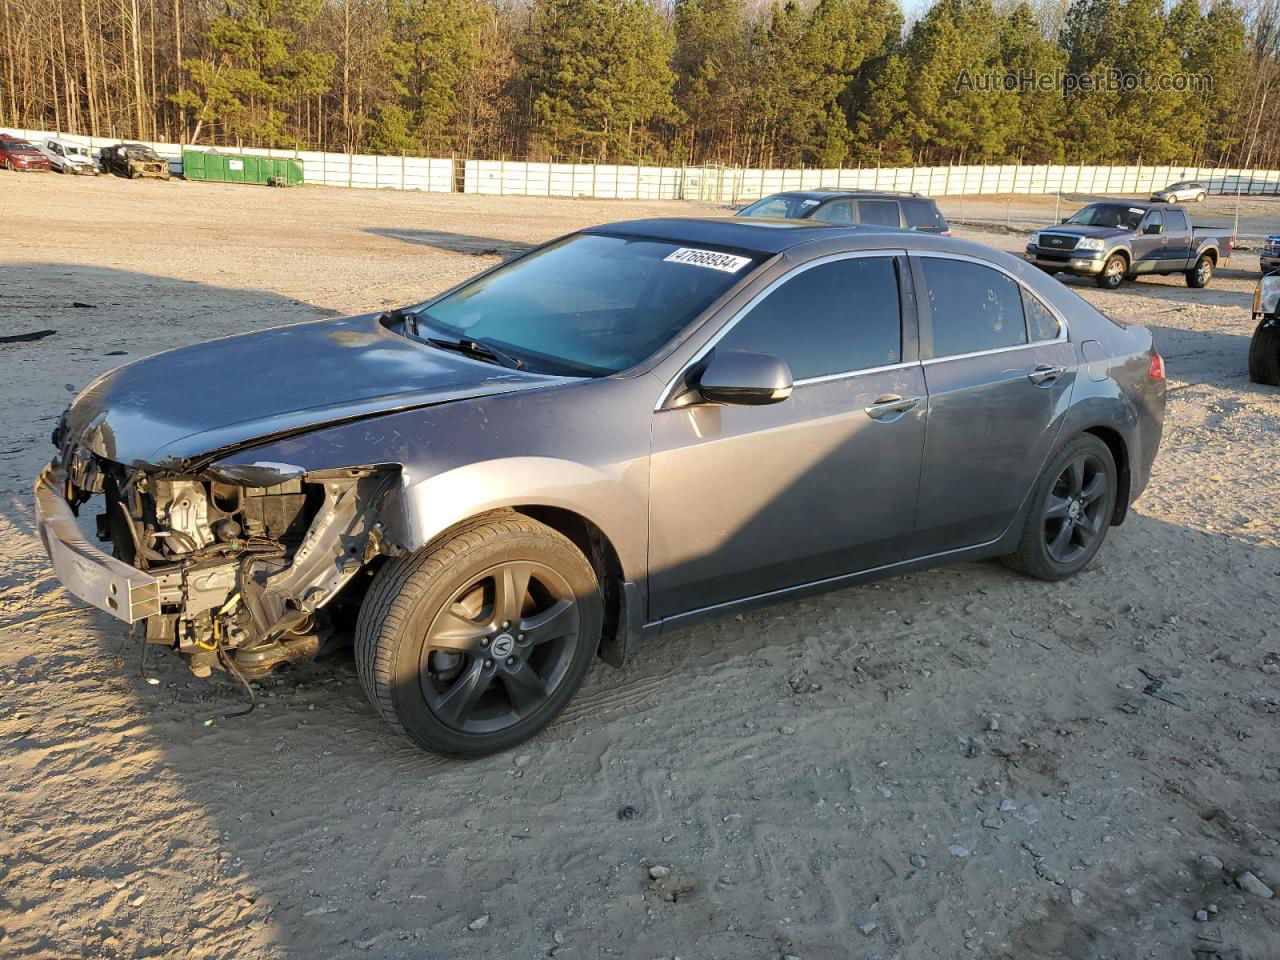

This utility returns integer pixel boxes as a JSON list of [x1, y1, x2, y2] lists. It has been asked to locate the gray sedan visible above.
[[36, 218, 1166, 757]]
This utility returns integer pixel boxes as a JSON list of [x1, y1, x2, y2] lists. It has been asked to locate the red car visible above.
[[1, 138, 51, 172]]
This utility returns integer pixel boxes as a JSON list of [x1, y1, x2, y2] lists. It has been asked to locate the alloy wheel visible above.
[[1104, 257, 1124, 284], [418, 560, 581, 734], [1042, 453, 1108, 565], [1196, 258, 1212, 285]]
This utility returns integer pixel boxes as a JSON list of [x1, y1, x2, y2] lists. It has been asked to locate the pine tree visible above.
[[673, 0, 752, 164], [174, 0, 333, 146], [999, 1, 1067, 162], [525, 0, 679, 161]]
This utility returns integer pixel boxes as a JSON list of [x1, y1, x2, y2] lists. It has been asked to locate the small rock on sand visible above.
[[1235, 871, 1274, 899]]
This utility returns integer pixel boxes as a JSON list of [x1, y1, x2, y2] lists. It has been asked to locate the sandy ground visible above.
[[1, 174, 1278, 960]]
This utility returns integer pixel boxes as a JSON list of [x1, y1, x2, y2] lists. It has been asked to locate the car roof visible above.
[[755, 189, 928, 202], [583, 217, 911, 255], [1087, 199, 1163, 210]]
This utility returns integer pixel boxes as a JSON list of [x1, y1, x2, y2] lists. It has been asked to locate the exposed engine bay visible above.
[[53, 437, 398, 679]]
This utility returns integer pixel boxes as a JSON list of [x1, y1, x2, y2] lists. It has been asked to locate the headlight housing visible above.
[[1076, 237, 1105, 252], [1029, 233, 1041, 248]]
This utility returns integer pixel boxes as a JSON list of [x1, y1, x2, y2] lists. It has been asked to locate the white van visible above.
[[40, 137, 97, 175]]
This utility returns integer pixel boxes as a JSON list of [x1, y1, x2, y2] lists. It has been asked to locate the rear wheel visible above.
[[1002, 434, 1117, 581], [1095, 253, 1127, 289], [355, 513, 603, 757], [1249, 319, 1280, 385], [1186, 255, 1213, 288]]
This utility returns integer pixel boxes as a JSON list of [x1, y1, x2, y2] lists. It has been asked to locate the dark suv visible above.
[[736, 190, 950, 235]]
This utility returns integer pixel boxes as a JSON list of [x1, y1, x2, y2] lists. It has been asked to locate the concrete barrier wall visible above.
[[6, 128, 1280, 200]]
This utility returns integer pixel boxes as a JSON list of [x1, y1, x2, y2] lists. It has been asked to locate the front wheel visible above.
[[1186, 255, 1213, 288], [1001, 434, 1118, 581], [1249, 318, 1280, 385], [1195, 192, 1206, 202], [1095, 253, 1127, 289], [355, 512, 603, 757]]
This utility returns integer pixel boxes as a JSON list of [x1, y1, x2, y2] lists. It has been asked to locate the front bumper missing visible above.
[[34, 464, 160, 623]]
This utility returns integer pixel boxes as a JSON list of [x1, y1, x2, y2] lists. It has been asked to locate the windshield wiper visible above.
[[424, 336, 525, 370]]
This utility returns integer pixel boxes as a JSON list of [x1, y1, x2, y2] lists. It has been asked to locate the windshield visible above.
[[5, 140, 36, 151], [124, 145, 158, 158], [1065, 204, 1145, 229], [65, 145, 88, 157], [413, 233, 759, 376], [737, 194, 822, 219]]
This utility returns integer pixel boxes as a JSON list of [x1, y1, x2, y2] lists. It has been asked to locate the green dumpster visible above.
[[182, 149, 303, 186]]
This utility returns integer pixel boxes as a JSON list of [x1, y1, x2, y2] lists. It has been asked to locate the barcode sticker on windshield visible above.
[[1128, 207, 1145, 214], [663, 248, 753, 273]]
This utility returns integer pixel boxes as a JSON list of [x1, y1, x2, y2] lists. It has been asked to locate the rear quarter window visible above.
[[902, 199, 948, 232]]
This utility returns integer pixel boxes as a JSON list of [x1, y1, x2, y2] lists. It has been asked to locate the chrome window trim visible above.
[[910, 250, 1070, 359], [654, 248, 910, 411], [793, 359, 920, 386]]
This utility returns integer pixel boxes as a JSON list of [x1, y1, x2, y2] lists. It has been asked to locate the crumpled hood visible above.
[[61, 313, 570, 470]]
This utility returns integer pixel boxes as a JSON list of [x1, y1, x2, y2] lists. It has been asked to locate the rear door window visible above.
[[1164, 209, 1188, 232], [810, 200, 854, 225], [856, 200, 902, 228], [718, 256, 902, 378], [901, 199, 947, 232], [919, 257, 1028, 357]]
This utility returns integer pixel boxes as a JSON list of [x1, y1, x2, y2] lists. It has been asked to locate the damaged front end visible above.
[[37, 433, 400, 678]]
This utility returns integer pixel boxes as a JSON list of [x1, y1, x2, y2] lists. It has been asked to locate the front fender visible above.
[[392, 456, 647, 581]]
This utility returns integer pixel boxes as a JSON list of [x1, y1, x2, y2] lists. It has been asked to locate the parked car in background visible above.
[[39, 137, 97, 175], [1024, 201, 1232, 289], [1151, 181, 1208, 203], [736, 190, 951, 235], [36, 217, 1165, 757], [1, 138, 51, 172], [1249, 273, 1280, 385], [1260, 233, 1280, 274], [100, 143, 170, 179]]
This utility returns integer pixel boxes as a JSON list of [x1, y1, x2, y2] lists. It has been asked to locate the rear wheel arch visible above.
[[1083, 425, 1130, 524]]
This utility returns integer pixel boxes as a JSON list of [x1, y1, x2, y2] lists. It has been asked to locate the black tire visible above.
[[1195, 192, 1206, 202], [1248, 318, 1280, 385], [1001, 434, 1118, 581], [1185, 255, 1213, 288], [355, 512, 603, 757], [1095, 253, 1127, 289]]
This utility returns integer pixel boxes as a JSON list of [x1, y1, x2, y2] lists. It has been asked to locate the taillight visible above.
[[1148, 353, 1166, 380], [940, 230, 952, 237], [1229, 236, 1235, 253]]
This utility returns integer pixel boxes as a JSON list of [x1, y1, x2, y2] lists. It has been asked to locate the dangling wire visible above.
[[205, 635, 257, 725]]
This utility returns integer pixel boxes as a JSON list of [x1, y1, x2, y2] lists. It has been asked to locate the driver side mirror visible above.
[[697, 349, 794, 406], [1143, 223, 1162, 235], [1061, 217, 1070, 223]]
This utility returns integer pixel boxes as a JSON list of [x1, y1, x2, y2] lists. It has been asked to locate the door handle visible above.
[[1027, 364, 1066, 386], [865, 395, 921, 420]]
